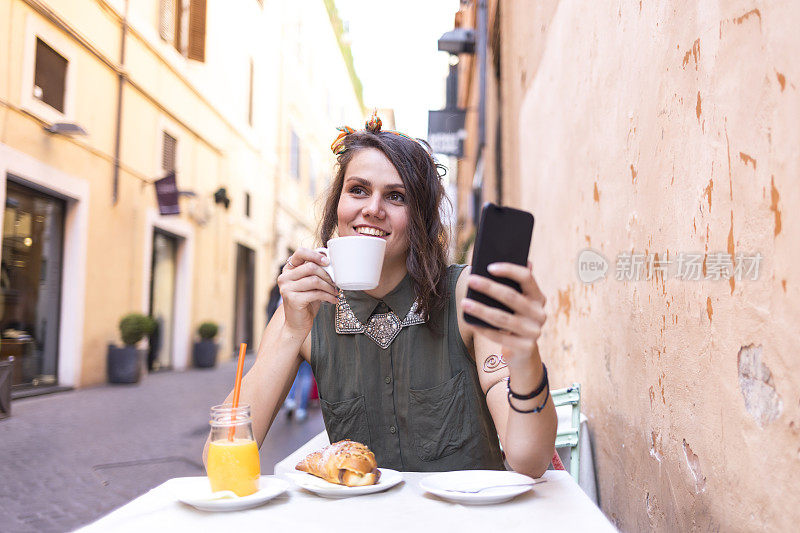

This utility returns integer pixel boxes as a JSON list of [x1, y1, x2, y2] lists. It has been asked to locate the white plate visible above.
[[166, 476, 289, 512], [284, 468, 403, 498], [419, 470, 539, 505]]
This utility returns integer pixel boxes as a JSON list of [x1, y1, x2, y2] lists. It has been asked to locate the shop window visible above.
[[33, 38, 67, 113], [2, 180, 65, 391]]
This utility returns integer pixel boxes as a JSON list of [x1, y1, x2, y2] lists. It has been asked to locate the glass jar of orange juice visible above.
[[207, 404, 261, 497]]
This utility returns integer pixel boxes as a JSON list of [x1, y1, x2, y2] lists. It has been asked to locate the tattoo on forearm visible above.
[[483, 354, 508, 373]]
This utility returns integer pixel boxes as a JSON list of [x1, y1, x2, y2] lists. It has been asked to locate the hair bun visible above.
[[365, 111, 382, 133]]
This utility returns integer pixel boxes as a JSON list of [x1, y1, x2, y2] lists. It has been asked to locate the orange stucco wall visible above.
[[512, 1, 799, 530]]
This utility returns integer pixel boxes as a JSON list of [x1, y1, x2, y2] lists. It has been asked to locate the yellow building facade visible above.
[[272, 0, 364, 268], [0, 0, 361, 393]]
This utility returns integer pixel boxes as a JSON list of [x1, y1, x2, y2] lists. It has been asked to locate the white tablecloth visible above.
[[78, 470, 615, 532], [276, 422, 599, 504]]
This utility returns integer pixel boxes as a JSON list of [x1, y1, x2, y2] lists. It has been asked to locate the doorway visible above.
[[1, 180, 65, 390], [233, 244, 255, 352], [148, 229, 179, 371]]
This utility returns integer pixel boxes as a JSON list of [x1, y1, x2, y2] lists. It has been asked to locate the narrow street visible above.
[[0, 358, 324, 532]]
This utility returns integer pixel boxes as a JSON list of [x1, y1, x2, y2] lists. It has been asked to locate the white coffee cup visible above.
[[316, 236, 386, 290]]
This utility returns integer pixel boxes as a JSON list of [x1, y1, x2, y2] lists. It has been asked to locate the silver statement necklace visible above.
[[334, 290, 426, 349]]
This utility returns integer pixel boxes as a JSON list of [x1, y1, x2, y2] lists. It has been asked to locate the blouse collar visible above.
[[343, 273, 416, 323]]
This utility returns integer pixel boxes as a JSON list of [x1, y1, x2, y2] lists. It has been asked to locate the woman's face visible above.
[[337, 147, 409, 266]]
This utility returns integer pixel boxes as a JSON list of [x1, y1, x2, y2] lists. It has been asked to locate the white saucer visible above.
[[166, 476, 289, 512], [419, 470, 539, 505], [284, 468, 403, 498]]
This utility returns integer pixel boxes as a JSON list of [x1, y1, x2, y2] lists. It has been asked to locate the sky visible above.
[[333, 0, 461, 139]]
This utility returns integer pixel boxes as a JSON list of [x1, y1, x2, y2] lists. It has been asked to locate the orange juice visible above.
[[207, 438, 260, 496]]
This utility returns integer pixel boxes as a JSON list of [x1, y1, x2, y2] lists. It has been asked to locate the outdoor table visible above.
[[78, 470, 615, 532]]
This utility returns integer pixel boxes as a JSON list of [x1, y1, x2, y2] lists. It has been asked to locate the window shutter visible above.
[[159, 0, 175, 43], [162, 132, 177, 173], [176, 0, 186, 55], [187, 0, 206, 62]]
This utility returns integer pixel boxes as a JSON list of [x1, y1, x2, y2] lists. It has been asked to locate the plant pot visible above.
[[0, 358, 13, 419], [107, 345, 142, 384], [193, 340, 218, 368]]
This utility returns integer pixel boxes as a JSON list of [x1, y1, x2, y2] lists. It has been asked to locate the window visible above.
[[162, 132, 177, 174], [244, 192, 251, 218], [308, 155, 316, 196], [290, 130, 300, 180], [294, 20, 302, 65], [247, 58, 254, 126], [33, 38, 67, 113], [326, 91, 332, 121], [159, 0, 206, 61]]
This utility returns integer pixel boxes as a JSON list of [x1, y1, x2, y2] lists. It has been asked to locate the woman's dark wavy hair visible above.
[[318, 130, 450, 326]]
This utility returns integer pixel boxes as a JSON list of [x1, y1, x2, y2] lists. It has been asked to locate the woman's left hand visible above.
[[462, 262, 547, 363]]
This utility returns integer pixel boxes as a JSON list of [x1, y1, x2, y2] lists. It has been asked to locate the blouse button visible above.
[[384, 376, 392, 384], [389, 425, 397, 434]]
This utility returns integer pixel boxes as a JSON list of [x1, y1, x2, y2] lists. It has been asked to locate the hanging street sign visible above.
[[154, 171, 180, 215], [428, 109, 467, 158]]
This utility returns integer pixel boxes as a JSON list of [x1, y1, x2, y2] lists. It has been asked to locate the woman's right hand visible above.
[[278, 248, 339, 336]]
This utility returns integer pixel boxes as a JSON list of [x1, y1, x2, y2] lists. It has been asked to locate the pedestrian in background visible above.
[[283, 360, 312, 422], [268, 269, 313, 422]]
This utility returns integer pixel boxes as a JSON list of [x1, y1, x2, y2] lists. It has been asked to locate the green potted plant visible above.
[[107, 313, 151, 383], [193, 321, 219, 368]]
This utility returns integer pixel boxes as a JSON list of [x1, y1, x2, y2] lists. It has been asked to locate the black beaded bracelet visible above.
[[507, 364, 548, 400], [507, 382, 550, 414], [506, 364, 549, 414]]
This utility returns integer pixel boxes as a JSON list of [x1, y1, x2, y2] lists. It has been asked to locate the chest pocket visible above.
[[320, 394, 371, 447], [409, 370, 473, 462]]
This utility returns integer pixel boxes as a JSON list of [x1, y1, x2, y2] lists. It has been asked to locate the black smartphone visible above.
[[464, 203, 534, 330]]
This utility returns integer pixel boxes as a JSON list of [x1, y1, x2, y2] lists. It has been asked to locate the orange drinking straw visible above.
[[227, 342, 247, 441]]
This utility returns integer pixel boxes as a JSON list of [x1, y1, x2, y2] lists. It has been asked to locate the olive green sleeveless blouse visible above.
[[310, 264, 505, 471]]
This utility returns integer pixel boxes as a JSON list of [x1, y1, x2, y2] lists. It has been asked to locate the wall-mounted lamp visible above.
[[438, 28, 476, 55], [214, 187, 230, 209], [44, 122, 88, 136]]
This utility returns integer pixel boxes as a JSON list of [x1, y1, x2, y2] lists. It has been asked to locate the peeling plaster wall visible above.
[[512, 1, 800, 531]]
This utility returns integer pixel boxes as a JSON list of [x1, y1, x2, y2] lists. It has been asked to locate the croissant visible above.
[[296, 439, 381, 487]]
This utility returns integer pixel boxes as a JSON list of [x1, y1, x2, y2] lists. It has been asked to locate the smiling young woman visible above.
[[320, 130, 449, 324], [205, 115, 556, 479]]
